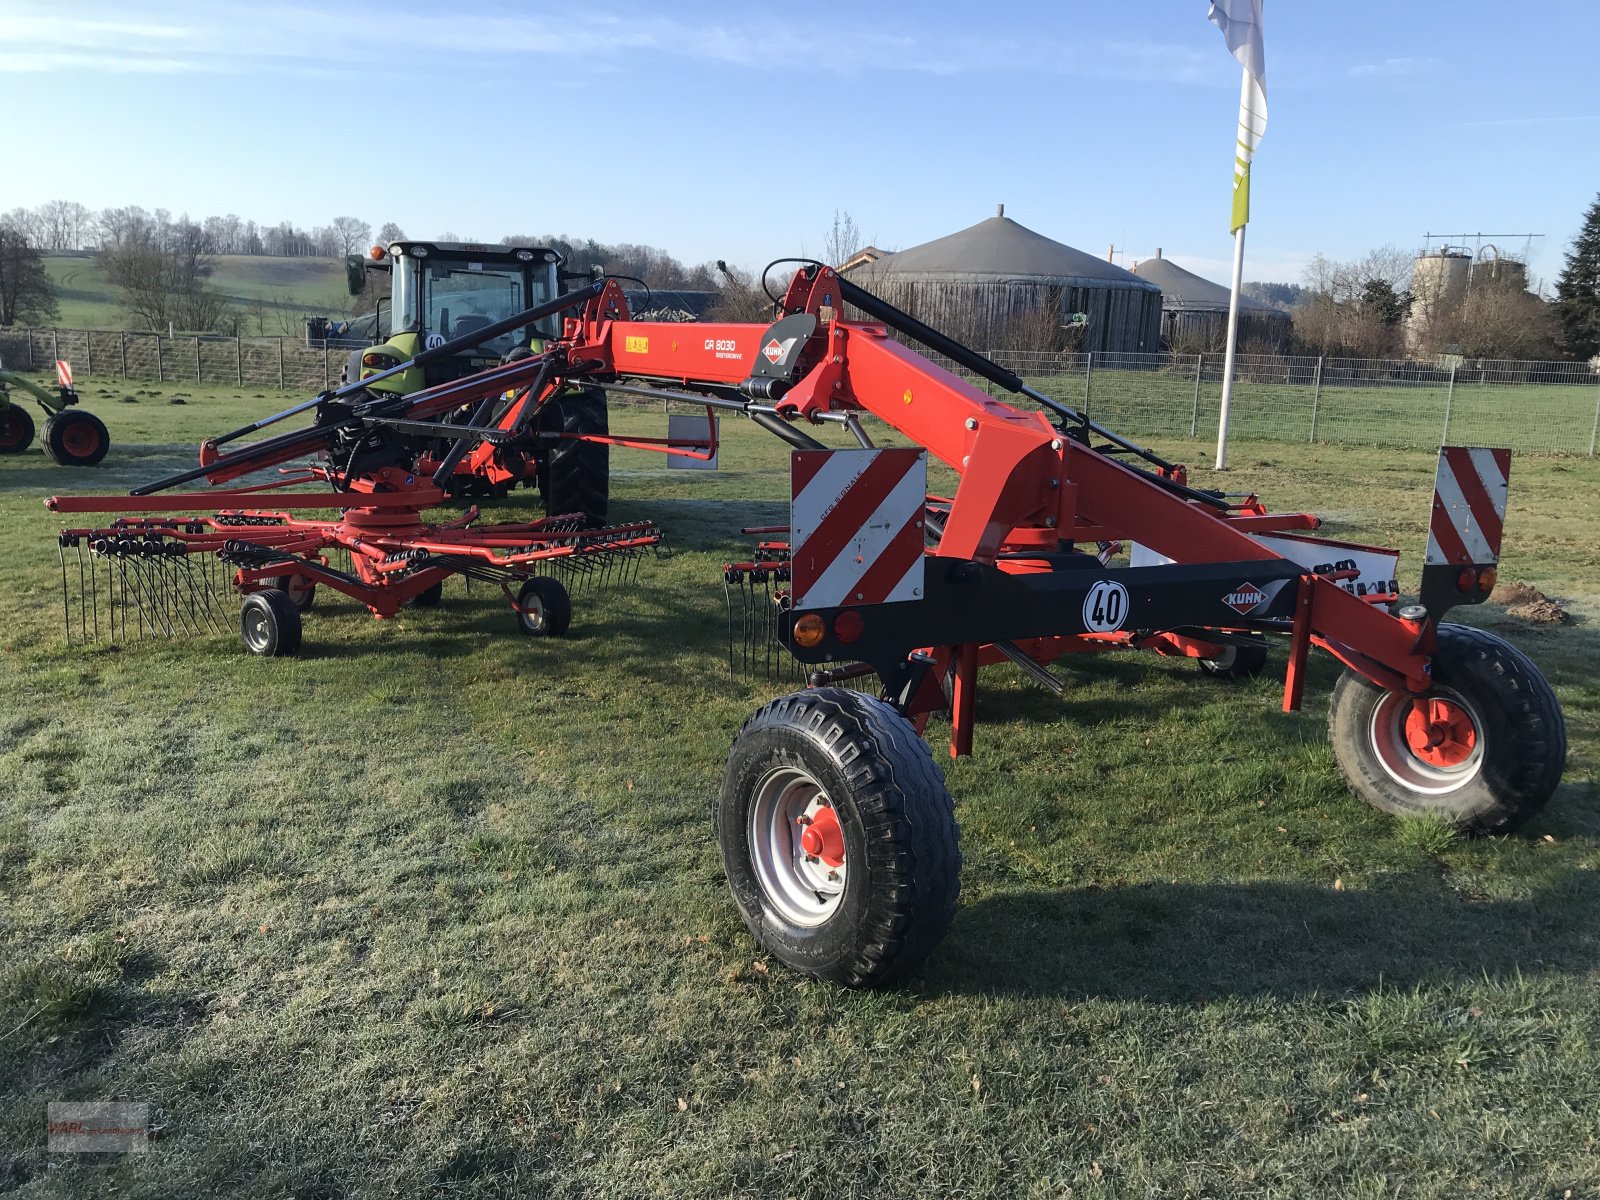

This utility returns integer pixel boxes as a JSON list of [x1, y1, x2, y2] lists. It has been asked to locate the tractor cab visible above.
[[344, 241, 564, 395]]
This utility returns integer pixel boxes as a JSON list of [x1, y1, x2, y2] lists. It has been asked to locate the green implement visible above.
[[0, 361, 111, 465]]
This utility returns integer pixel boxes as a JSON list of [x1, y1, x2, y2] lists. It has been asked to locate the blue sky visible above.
[[2, 0, 1597, 289]]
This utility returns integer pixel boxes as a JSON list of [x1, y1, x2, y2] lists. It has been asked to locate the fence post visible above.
[[156, 335, 164, 383], [235, 337, 243, 386], [51, 329, 59, 365], [1589, 383, 1600, 458], [1190, 354, 1203, 436], [84, 331, 93, 376], [277, 338, 285, 389], [1440, 362, 1456, 445], [1084, 351, 1093, 416], [1308, 355, 1324, 442], [26, 329, 34, 369], [119, 331, 127, 378], [195, 335, 202, 384], [323, 343, 331, 389]]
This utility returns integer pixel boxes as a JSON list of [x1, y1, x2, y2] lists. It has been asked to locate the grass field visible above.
[[41, 255, 347, 332], [1, 376, 1597, 1197]]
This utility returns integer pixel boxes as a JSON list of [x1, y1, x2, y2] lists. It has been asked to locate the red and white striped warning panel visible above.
[[790, 448, 927, 609], [56, 360, 73, 388], [1425, 446, 1510, 567]]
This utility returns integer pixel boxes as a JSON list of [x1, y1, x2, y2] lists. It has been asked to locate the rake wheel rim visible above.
[[1368, 686, 1485, 795], [748, 766, 846, 928], [244, 607, 271, 652]]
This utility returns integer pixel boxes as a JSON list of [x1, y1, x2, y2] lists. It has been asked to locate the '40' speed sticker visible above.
[[1082, 580, 1129, 633]]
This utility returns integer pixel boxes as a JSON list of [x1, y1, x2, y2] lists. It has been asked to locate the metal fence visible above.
[[3, 325, 1598, 455], [937, 349, 1600, 456], [0, 327, 350, 392]]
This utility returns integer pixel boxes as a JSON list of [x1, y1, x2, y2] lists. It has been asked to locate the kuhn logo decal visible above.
[[1222, 583, 1267, 615], [763, 338, 784, 363]]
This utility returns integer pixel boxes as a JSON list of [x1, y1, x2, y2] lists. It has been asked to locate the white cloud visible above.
[[1347, 56, 1438, 79], [0, 2, 1222, 84]]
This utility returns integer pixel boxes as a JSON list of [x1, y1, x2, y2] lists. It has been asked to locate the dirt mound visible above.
[[1491, 580, 1571, 625]]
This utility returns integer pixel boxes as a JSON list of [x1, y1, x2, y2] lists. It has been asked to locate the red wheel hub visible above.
[[62, 422, 101, 456], [799, 805, 845, 867], [1404, 696, 1477, 768]]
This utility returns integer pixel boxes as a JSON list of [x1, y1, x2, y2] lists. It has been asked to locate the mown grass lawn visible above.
[[1, 376, 1597, 1198]]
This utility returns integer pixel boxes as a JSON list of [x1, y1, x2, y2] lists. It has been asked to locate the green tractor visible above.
[[0, 361, 110, 466], [341, 241, 610, 519]]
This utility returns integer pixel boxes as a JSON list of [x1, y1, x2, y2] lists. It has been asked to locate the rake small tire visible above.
[[718, 688, 962, 988], [240, 589, 302, 658], [43, 409, 110, 466], [272, 575, 317, 612], [411, 581, 444, 608], [0, 404, 35, 453], [515, 576, 571, 637], [540, 386, 609, 526], [1198, 639, 1269, 680], [1328, 623, 1565, 834]]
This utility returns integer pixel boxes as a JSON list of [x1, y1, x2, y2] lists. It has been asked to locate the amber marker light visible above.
[[793, 614, 826, 648]]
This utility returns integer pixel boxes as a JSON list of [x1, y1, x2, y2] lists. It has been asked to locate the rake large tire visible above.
[[240, 589, 302, 658], [43, 410, 110, 466], [1328, 624, 1565, 834], [540, 387, 608, 526], [0, 404, 34, 453], [718, 688, 961, 988]]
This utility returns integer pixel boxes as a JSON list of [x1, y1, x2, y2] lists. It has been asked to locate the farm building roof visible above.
[[858, 213, 1158, 292], [1130, 253, 1278, 313]]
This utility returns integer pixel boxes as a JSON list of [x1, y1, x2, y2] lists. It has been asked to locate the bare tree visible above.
[[1295, 245, 1414, 356], [824, 210, 862, 267], [102, 218, 228, 332], [1415, 276, 1557, 359], [331, 216, 371, 257], [376, 221, 405, 246], [705, 261, 774, 323]]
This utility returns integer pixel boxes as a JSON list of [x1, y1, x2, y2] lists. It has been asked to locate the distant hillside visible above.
[[41, 253, 349, 332]]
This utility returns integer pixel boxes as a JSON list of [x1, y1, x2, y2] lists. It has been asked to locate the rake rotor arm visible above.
[[205, 280, 611, 451]]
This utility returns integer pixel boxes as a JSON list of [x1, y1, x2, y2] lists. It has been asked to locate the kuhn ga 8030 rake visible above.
[[49, 266, 1566, 988]]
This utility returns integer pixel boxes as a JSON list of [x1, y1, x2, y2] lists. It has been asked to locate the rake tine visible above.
[[58, 541, 73, 647]]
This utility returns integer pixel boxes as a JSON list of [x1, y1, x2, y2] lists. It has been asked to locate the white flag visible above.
[[1209, 0, 1268, 231]]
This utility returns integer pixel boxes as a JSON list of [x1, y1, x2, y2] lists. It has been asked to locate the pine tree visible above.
[[1553, 193, 1600, 361]]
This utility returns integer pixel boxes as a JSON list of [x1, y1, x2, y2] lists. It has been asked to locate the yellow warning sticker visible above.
[[625, 335, 650, 354]]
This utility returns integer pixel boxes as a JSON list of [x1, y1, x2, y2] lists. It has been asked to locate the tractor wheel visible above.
[[514, 576, 571, 637], [43, 410, 110, 466], [271, 575, 317, 612], [1198, 639, 1269, 680], [411, 580, 444, 608], [0, 404, 35, 453], [1328, 624, 1565, 834], [540, 386, 609, 526], [718, 688, 962, 987], [240, 589, 302, 657]]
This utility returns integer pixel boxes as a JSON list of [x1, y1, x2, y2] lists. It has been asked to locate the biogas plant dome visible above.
[[847, 207, 1163, 354]]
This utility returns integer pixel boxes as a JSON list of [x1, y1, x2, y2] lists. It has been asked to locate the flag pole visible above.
[[1215, 64, 1251, 471]]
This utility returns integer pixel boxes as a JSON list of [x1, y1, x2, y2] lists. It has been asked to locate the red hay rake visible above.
[[46, 265, 1566, 988]]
